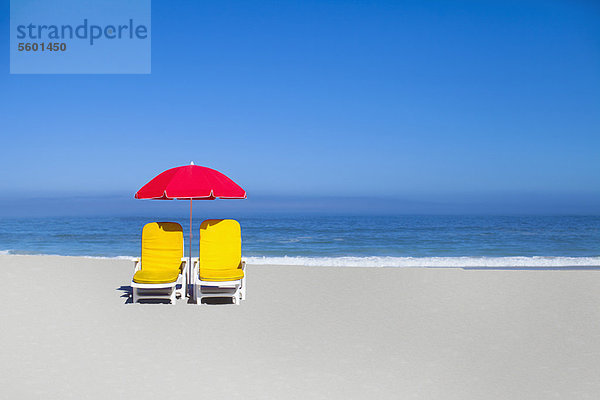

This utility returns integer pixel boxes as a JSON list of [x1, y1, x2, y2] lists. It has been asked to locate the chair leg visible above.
[[178, 272, 186, 299], [240, 278, 247, 301], [192, 284, 198, 304]]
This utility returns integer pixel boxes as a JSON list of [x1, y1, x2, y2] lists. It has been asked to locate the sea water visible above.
[[0, 215, 598, 267]]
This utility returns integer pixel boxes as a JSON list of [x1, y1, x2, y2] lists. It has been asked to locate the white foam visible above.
[[82, 255, 137, 261], [2, 251, 599, 268], [243, 256, 600, 268], [0, 250, 136, 260]]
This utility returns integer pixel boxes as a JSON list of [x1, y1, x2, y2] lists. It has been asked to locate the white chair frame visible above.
[[192, 259, 246, 305], [131, 257, 188, 304]]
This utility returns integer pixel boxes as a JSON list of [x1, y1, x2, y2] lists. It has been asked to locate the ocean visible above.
[[0, 215, 599, 267]]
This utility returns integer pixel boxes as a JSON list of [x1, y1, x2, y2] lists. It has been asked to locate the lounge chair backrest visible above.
[[199, 219, 241, 270], [141, 222, 183, 272]]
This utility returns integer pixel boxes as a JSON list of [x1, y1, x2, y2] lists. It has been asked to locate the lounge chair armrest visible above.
[[133, 258, 141, 273], [179, 257, 189, 274], [193, 258, 199, 278]]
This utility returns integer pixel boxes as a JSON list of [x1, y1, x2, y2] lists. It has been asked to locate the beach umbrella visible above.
[[135, 162, 246, 297]]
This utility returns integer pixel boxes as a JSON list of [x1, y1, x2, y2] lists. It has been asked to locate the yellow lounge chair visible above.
[[131, 222, 188, 304], [192, 219, 246, 305]]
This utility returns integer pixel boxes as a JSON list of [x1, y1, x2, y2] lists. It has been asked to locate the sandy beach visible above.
[[0, 254, 599, 399]]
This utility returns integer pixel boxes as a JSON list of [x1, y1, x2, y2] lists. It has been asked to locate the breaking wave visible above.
[[2, 250, 599, 268], [243, 256, 600, 268]]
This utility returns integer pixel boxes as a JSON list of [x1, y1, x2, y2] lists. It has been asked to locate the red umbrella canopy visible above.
[[135, 164, 246, 200]]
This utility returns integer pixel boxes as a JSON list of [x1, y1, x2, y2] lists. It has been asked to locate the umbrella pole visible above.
[[189, 199, 192, 298]]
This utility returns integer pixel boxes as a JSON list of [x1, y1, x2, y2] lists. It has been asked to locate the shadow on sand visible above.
[[116, 285, 133, 304], [116, 285, 235, 305]]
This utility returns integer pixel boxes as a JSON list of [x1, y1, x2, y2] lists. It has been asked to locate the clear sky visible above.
[[1, 0, 599, 215]]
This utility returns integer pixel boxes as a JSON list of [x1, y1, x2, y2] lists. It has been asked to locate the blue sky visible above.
[[1, 0, 599, 215]]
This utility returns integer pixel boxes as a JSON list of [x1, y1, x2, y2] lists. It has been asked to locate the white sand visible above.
[[0, 255, 599, 399]]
